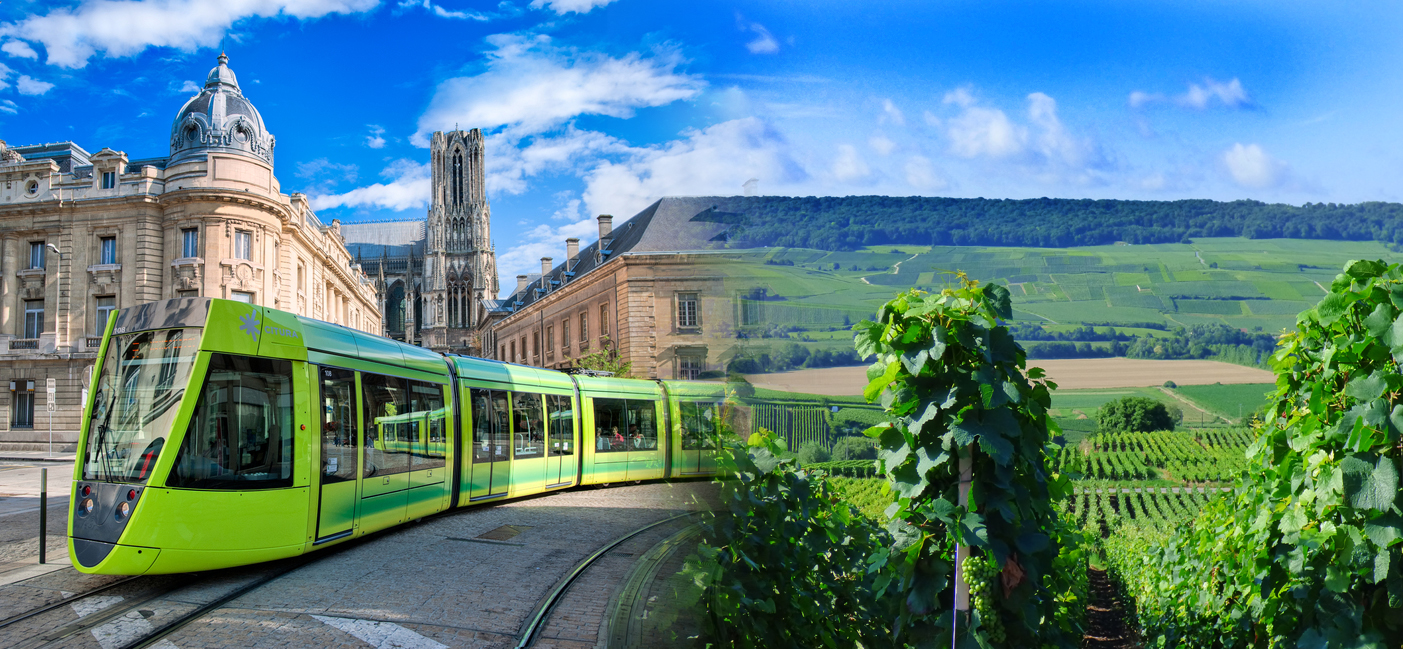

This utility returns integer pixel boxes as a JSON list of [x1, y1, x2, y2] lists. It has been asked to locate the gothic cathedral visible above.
[[341, 129, 499, 354]]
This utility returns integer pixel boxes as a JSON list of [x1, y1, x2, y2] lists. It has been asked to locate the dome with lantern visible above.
[[169, 53, 275, 166]]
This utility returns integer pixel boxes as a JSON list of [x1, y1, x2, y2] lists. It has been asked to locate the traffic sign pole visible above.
[[46, 378, 55, 457]]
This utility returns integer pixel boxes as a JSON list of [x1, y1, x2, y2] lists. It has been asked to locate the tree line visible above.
[[720, 195, 1403, 250]]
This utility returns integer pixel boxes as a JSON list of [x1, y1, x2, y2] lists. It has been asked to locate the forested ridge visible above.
[[722, 196, 1403, 249]]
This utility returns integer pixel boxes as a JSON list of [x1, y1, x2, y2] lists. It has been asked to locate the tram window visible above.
[[361, 373, 411, 477], [593, 398, 628, 453], [512, 392, 545, 460], [408, 380, 446, 471], [548, 394, 573, 456], [680, 401, 713, 450], [626, 400, 659, 451], [470, 388, 510, 464], [169, 354, 293, 489], [319, 367, 357, 484]]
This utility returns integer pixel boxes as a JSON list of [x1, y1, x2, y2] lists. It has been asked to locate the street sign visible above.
[[46, 401, 54, 412], [45, 378, 55, 404]]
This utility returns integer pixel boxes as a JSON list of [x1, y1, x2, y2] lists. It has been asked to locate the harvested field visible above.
[[745, 358, 1274, 396]]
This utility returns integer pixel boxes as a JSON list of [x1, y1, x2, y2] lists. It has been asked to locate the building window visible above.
[[234, 230, 252, 260], [23, 300, 43, 338], [520, 336, 527, 362], [679, 355, 704, 380], [178, 290, 198, 299], [29, 242, 44, 270], [579, 312, 588, 342], [24, 180, 38, 195], [13, 381, 34, 428], [545, 325, 555, 360], [562, 319, 571, 356], [230, 291, 253, 303], [510, 340, 517, 363], [95, 296, 116, 332], [532, 332, 539, 363], [182, 228, 198, 258], [100, 171, 116, 189], [500, 344, 506, 360], [678, 293, 699, 329], [600, 304, 609, 339], [99, 237, 116, 265]]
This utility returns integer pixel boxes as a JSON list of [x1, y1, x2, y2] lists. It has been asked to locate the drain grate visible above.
[[477, 524, 532, 541]]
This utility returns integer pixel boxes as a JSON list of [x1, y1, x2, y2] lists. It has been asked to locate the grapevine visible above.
[[960, 554, 1006, 644]]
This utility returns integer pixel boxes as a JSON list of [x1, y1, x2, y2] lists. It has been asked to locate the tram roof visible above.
[[445, 354, 576, 391]]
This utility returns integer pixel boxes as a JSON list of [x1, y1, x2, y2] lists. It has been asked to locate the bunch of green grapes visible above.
[[960, 554, 1006, 644]]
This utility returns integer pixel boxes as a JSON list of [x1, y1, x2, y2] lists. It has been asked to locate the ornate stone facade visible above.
[[0, 54, 381, 451], [343, 129, 499, 354]]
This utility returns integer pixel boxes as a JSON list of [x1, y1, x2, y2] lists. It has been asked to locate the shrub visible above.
[[795, 440, 831, 464], [1097, 396, 1176, 433], [831, 435, 877, 460], [1163, 380, 1177, 388]]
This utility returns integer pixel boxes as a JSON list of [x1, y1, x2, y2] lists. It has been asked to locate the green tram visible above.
[[68, 298, 729, 575]]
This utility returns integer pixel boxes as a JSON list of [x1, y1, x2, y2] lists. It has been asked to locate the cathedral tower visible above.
[[422, 129, 498, 351]]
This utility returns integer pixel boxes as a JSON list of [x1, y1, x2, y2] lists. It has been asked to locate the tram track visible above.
[[516, 511, 697, 649], [0, 574, 141, 631]]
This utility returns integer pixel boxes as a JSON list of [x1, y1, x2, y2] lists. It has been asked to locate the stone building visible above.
[[0, 53, 380, 452], [484, 197, 751, 380], [342, 129, 499, 354]]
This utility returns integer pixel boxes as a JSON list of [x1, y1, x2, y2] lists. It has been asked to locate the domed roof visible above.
[[169, 53, 275, 166]]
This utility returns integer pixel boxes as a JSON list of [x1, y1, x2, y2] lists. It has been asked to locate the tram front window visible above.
[[84, 328, 200, 484], [169, 354, 295, 489]]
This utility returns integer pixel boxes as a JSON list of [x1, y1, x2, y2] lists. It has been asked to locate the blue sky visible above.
[[1, 0, 1402, 295]]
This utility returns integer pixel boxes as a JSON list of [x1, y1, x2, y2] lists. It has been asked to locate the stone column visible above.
[[0, 235, 15, 335]]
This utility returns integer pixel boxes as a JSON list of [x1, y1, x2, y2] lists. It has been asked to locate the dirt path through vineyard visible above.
[[1084, 568, 1137, 648]]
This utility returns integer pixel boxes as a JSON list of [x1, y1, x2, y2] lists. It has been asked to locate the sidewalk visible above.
[[0, 451, 76, 463]]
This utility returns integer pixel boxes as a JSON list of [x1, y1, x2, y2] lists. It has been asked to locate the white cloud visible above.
[[880, 98, 904, 126], [178, 79, 199, 93], [365, 125, 386, 149], [868, 134, 895, 156], [309, 159, 430, 211], [831, 144, 870, 181], [0, 100, 16, 114], [414, 33, 705, 144], [738, 17, 779, 54], [580, 117, 808, 218], [16, 75, 53, 95], [942, 86, 977, 108], [396, 0, 490, 20], [0, 62, 11, 91], [904, 155, 947, 191], [946, 104, 1025, 159], [495, 210, 600, 292], [1, 40, 37, 59], [1130, 77, 1251, 110], [0, 0, 380, 69], [486, 127, 628, 195], [529, 0, 619, 15], [922, 110, 940, 127], [1222, 142, 1284, 189]]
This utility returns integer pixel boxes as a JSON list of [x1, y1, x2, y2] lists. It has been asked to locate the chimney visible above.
[[516, 275, 528, 293], [541, 257, 552, 280], [597, 214, 613, 241], [566, 238, 579, 261]]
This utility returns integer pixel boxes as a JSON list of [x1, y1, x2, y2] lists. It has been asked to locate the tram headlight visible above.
[[79, 498, 94, 517], [115, 501, 131, 521]]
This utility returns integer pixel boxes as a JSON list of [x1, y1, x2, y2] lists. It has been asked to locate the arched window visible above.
[[386, 282, 405, 333], [452, 152, 463, 208]]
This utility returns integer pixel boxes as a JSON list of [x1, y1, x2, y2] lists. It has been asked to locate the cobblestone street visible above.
[[0, 481, 717, 649]]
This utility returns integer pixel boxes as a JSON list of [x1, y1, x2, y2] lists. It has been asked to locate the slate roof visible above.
[[10, 141, 92, 173], [496, 196, 746, 313], [342, 220, 427, 257]]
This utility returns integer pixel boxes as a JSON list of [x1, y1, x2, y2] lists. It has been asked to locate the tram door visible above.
[[545, 394, 574, 486], [677, 401, 707, 475], [316, 367, 359, 540], [469, 388, 510, 499]]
